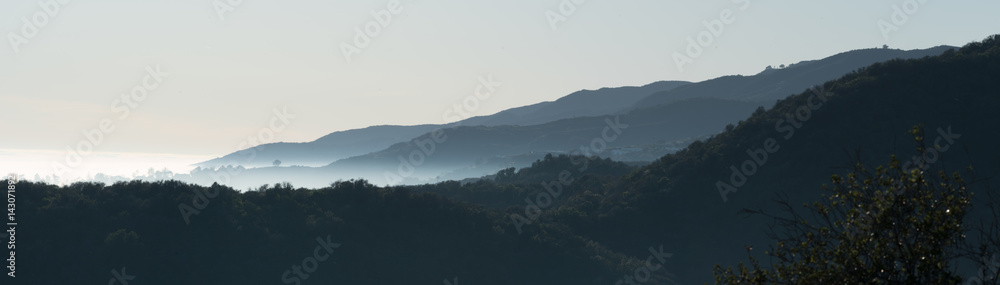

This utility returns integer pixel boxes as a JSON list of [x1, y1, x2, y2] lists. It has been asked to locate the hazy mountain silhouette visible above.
[[458, 80, 691, 126], [631, 46, 954, 109], [197, 81, 690, 168], [321, 97, 766, 184], [196, 45, 962, 188], [182, 97, 763, 189], [197, 124, 441, 168], [304, 47, 959, 184], [202, 46, 953, 171]]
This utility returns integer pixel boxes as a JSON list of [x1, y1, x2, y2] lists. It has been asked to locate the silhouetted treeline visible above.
[[10, 177, 667, 285]]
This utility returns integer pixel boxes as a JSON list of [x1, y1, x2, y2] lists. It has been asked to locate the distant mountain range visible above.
[[196, 81, 690, 168], [322, 97, 764, 184], [193, 45, 957, 188], [630, 45, 954, 108], [197, 124, 442, 168], [458, 80, 691, 126]]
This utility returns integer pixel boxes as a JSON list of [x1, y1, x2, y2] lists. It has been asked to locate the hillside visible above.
[[197, 124, 442, 168], [631, 46, 955, 109], [189, 97, 765, 189], [11, 179, 667, 285], [532, 36, 1000, 283], [459, 80, 691, 126], [198, 47, 953, 173], [199, 46, 955, 178], [322, 97, 765, 184], [197, 81, 689, 168]]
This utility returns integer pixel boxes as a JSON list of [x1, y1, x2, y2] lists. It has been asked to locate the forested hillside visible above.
[[10, 178, 669, 285]]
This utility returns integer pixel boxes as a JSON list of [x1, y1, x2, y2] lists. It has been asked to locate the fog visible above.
[[0, 149, 208, 185]]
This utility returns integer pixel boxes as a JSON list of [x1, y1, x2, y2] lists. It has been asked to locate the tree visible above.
[[752, 106, 766, 116], [273, 160, 281, 167], [968, 183, 1000, 285], [715, 129, 973, 284], [494, 167, 516, 183]]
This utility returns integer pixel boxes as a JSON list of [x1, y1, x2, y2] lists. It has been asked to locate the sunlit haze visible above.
[[1, 0, 997, 183]]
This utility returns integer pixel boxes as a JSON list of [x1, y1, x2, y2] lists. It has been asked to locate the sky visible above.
[[1, 0, 998, 180]]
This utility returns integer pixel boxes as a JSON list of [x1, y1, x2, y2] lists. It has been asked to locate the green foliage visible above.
[[104, 228, 141, 247], [714, 130, 974, 284]]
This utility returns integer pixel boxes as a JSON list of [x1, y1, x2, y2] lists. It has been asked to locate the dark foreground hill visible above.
[[10, 179, 671, 285]]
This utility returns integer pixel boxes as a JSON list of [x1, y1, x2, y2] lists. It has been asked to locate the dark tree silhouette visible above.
[[714, 129, 975, 284]]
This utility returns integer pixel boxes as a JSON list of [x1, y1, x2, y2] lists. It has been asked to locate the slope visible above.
[[539, 36, 1000, 284], [321, 97, 768, 185], [197, 81, 689, 168], [630, 46, 955, 110]]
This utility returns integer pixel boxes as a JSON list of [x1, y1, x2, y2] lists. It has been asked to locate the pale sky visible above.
[[1, 0, 997, 159]]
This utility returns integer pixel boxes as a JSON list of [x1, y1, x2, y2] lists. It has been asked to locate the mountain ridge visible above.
[[630, 45, 956, 110], [196, 81, 690, 168]]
